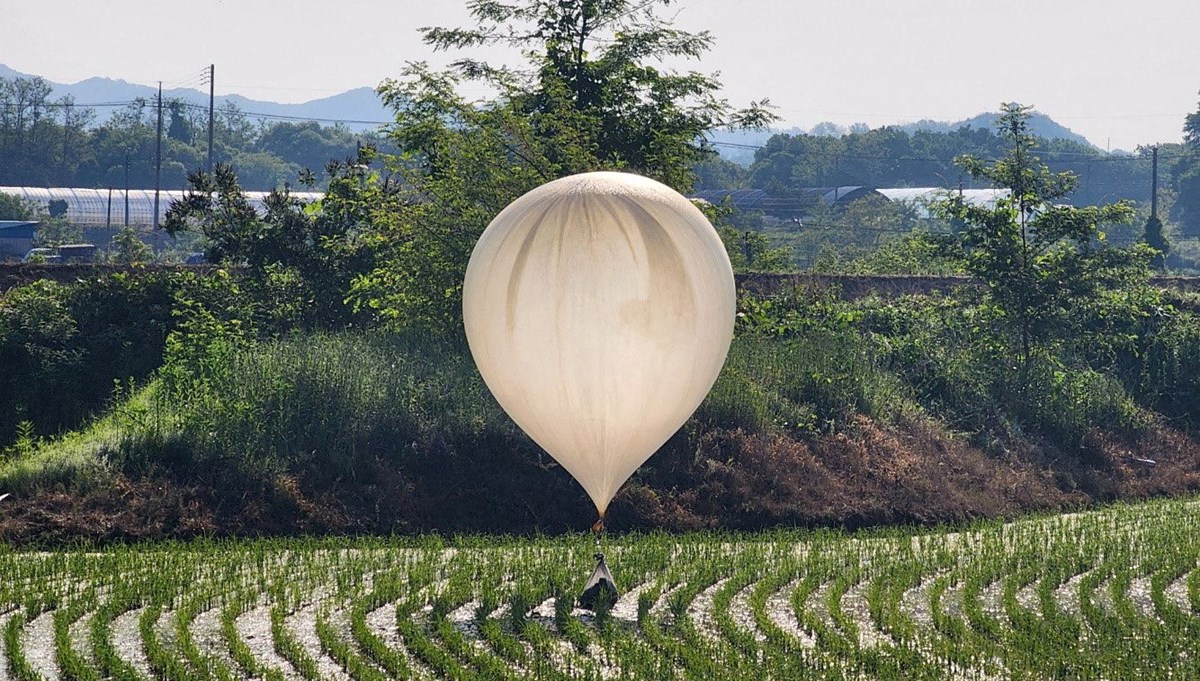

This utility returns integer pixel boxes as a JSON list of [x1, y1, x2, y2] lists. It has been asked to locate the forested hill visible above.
[[700, 124, 1158, 208], [899, 110, 1094, 148], [707, 110, 1095, 166]]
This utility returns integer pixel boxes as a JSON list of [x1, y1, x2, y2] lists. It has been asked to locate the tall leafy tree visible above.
[[1185, 90, 1200, 148], [1175, 92, 1200, 236], [164, 157, 381, 326], [939, 103, 1141, 366], [350, 0, 775, 330], [416, 0, 773, 191]]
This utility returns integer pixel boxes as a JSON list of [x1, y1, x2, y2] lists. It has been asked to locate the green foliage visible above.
[[732, 286, 1160, 453], [0, 268, 308, 452], [817, 230, 964, 275], [0, 74, 377, 191], [121, 331, 511, 482], [1142, 214, 1169, 270], [1174, 160, 1200, 237], [1011, 359, 1147, 447], [1185, 90, 1200, 148], [349, 0, 774, 330], [717, 227, 794, 273], [1119, 307, 1200, 428], [32, 215, 83, 247], [418, 0, 773, 192], [701, 291, 915, 434], [0, 192, 36, 220], [774, 195, 942, 272], [164, 159, 379, 327], [938, 103, 1141, 366], [746, 117, 1152, 208], [108, 226, 152, 264]]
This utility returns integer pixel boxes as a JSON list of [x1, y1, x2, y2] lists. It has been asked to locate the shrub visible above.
[[118, 331, 508, 483], [0, 274, 179, 449]]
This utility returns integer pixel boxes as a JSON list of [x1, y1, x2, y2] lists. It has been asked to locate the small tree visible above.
[[109, 227, 152, 264], [33, 216, 82, 247], [164, 158, 383, 327], [939, 103, 1139, 367], [1142, 213, 1169, 270]]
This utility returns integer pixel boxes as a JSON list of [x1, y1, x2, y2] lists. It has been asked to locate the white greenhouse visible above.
[[0, 187, 324, 227], [876, 187, 1010, 218]]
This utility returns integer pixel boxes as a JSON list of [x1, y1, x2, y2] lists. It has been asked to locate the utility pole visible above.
[[207, 64, 215, 174], [106, 187, 112, 229], [154, 81, 163, 230], [1151, 145, 1159, 219]]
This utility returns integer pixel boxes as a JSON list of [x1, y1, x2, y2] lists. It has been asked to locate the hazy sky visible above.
[[2, 0, 1198, 150]]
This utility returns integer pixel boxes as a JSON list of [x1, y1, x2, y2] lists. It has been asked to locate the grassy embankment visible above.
[[4, 279, 1200, 541]]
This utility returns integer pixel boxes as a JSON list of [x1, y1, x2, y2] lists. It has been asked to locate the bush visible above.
[[722, 290, 917, 433], [0, 264, 355, 452], [0, 273, 179, 449], [116, 331, 508, 482], [1131, 312, 1200, 427]]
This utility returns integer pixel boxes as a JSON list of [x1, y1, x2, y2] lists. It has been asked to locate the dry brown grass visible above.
[[3, 416, 1199, 545]]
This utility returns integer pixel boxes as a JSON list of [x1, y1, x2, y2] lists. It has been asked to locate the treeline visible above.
[[699, 123, 1179, 212], [0, 75, 380, 191]]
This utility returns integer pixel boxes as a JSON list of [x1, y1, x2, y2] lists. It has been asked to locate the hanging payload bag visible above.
[[578, 552, 619, 611]]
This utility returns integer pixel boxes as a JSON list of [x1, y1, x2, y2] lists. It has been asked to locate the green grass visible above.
[[2, 496, 1199, 680], [1, 327, 917, 494]]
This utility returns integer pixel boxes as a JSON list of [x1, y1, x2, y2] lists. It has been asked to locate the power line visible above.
[[0, 100, 142, 109], [177, 101, 390, 125]]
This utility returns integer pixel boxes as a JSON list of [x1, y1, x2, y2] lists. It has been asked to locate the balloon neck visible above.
[[591, 516, 605, 535]]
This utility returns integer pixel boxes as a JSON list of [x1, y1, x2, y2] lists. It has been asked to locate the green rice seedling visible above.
[[88, 595, 145, 681], [267, 602, 321, 681], [52, 587, 101, 681], [219, 590, 287, 681], [4, 608, 41, 681], [314, 607, 390, 681]]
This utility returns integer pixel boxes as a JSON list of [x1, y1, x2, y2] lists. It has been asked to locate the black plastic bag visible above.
[[577, 552, 619, 611]]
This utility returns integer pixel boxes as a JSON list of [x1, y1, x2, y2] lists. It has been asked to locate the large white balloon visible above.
[[463, 171, 736, 517]]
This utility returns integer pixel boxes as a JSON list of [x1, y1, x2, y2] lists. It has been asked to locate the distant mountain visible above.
[[3, 64, 1097, 154], [709, 110, 1096, 166], [0, 63, 392, 131], [898, 111, 1094, 148]]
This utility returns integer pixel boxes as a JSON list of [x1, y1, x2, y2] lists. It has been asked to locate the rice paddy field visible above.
[[2, 496, 1198, 680]]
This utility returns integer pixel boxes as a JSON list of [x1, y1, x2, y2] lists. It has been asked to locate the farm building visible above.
[[0, 220, 38, 260], [0, 187, 324, 227]]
